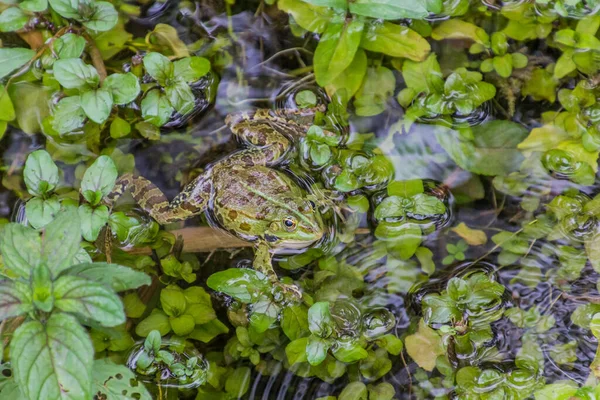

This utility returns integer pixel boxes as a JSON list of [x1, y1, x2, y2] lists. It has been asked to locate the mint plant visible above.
[[0, 210, 150, 400]]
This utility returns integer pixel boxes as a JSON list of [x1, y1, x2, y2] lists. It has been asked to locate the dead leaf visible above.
[[405, 319, 445, 371], [451, 222, 487, 246]]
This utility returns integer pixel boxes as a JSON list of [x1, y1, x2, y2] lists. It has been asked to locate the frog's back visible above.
[[211, 165, 304, 236]]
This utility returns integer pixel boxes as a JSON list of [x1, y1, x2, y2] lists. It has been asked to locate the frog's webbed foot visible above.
[[254, 243, 302, 301]]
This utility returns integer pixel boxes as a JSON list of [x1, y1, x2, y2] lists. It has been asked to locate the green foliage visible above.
[[0, 211, 150, 400]]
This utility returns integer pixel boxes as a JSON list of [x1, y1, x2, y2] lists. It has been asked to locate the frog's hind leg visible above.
[[106, 173, 211, 224]]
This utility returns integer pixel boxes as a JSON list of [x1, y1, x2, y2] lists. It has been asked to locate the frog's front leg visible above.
[[254, 242, 302, 300], [106, 173, 211, 224]]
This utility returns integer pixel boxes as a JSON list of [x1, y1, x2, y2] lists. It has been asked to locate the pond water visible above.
[[2, 0, 600, 399]]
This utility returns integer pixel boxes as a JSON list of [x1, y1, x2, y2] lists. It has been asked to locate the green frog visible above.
[[107, 107, 330, 298]]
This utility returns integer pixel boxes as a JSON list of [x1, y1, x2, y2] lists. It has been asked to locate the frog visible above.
[[106, 106, 332, 298]]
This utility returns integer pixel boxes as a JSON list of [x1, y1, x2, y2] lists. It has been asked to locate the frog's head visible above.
[[263, 199, 324, 248]]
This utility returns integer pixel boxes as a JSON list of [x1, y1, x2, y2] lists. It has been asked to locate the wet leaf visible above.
[[452, 223, 488, 245], [361, 21, 430, 61], [349, 0, 429, 20], [103, 72, 140, 105], [307, 335, 329, 365], [282, 304, 310, 340], [354, 65, 395, 116], [143, 52, 174, 85], [207, 268, 269, 303], [436, 121, 529, 176], [141, 89, 174, 127], [173, 57, 211, 82], [432, 19, 490, 45], [165, 79, 195, 115], [314, 19, 364, 86], [278, 0, 333, 33], [404, 319, 445, 371]]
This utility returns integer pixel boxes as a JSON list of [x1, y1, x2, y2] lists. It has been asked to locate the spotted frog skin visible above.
[[107, 107, 329, 297]]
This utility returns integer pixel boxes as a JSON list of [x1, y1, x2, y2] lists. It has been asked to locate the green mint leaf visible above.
[[54, 33, 86, 59], [26, 196, 61, 229], [103, 72, 140, 105], [61, 262, 151, 292], [11, 313, 94, 400], [81, 155, 118, 201], [53, 58, 100, 90], [173, 56, 211, 82], [51, 95, 86, 134], [31, 263, 54, 312], [54, 275, 125, 327], [48, 0, 81, 19], [0, 223, 41, 278], [78, 204, 109, 241], [141, 89, 174, 127], [0, 47, 35, 80], [82, 1, 118, 31], [20, 0, 48, 13], [23, 150, 59, 197], [143, 52, 174, 85], [165, 79, 195, 115], [0, 281, 33, 320], [92, 358, 152, 400], [0, 8, 28, 32], [354, 65, 396, 117], [41, 209, 81, 275], [81, 87, 113, 124]]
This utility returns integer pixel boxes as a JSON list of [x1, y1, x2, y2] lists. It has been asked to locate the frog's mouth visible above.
[[264, 231, 323, 248]]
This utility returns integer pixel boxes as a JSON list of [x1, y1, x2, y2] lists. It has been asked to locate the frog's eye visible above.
[[283, 217, 297, 231], [309, 200, 316, 210]]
